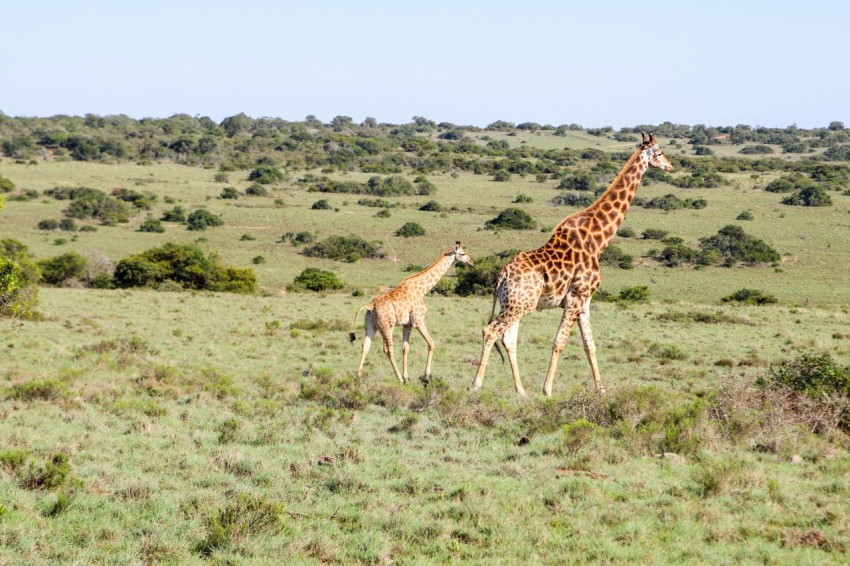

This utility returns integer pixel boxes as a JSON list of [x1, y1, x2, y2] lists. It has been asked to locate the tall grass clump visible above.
[[196, 494, 287, 556]]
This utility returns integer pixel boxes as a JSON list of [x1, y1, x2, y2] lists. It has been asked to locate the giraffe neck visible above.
[[402, 251, 454, 296], [554, 148, 649, 249]]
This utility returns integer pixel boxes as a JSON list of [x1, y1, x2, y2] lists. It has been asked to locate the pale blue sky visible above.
[[2, 1, 848, 128]]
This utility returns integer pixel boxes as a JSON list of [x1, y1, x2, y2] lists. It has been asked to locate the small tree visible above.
[[0, 240, 39, 318], [220, 187, 239, 200], [290, 268, 345, 292], [311, 199, 331, 210], [781, 186, 832, 207], [38, 253, 87, 285], [485, 208, 536, 230], [187, 209, 224, 231], [721, 288, 778, 305], [139, 217, 165, 233], [245, 184, 268, 197], [248, 165, 284, 185], [395, 222, 426, 238], [161, 206, 187, 222]]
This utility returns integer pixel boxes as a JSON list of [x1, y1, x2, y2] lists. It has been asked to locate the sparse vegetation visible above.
[[0, 116, 849, 564]]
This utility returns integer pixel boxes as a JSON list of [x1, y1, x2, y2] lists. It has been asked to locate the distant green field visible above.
[[1, 124, 850, 563]]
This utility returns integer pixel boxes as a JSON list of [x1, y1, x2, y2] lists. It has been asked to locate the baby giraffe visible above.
[[350, 242, 473, 383]]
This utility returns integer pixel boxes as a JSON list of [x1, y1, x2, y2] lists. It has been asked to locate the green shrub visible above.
[[220, 187, 239, 199], [781, 186, 832, 207], [359, 198, 393, 208], [303, 235, 383, 262], [558, 171, 596, 192], [196, 494, 286, 556], [485, 208, 536, 230], [493, 170, 512, 182], [739, 145, 773, 155], [311, 199, 331, 210], [43, 492, 74, 517], [767, 352, 850, 396], [245, 183, 269, 196], [616, 227, 636, 238], [691, 458, 740, 497], [37, 219, 59, 231], [513, 194, 533, 204], [60, 188, 130, 225], [395, 222, 426, 238], [138, 217, 165, 233], [736, 211, 754, 221], [419, 200, 444, 211], [721, 288, 778, 305], [19, 453, 70, 490], [599, 245, 634, 269], [551, 192, 595, 207], [764, 174, 812, 193], [290, 268, 345, 292], [617, 285, 651, 303], [217, 418, 241, 444], [186, 209, 224, 231], [38, 253, 87, 285], [642, 193, 707, 211], [650, 243, 702, 267], [561, 419, 602, 456], [0, 450, 27, 473], [113, 243, 255, 293], [375, 209, 391, 218], [642, 228, 669, 240], [161, 206, 187, 222], [647, 343, 688, 361], [0, 175, 15, 193], [0, 243, 40, 319], [699, 225, 780, 265], [454, 249, 517, 296], [247, 164, 285, 184]]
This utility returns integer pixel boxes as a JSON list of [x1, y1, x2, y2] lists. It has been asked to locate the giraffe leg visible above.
[[542, 296, 584, 396], [357, 310, 377, 377], [577, 298, 605, 395], [502, 320, 526, 397], [472, 316, 515, 391], [415, 322, 436, 379], [401, 325, 412, 384], [382, 332, 404, 384]]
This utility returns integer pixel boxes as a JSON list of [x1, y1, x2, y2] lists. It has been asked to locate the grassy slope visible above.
[[1, 134, 850, 563]]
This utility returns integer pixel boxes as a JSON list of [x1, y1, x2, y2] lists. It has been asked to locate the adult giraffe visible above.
[[351, 242, 473, 383], [472, 133, 673, 396]]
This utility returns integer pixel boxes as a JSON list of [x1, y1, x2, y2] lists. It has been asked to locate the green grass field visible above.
[[1, 129, 850, 563]]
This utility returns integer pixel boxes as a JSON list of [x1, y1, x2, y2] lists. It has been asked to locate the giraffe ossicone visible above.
[[472, 133, 673, 396], [350, 242, 474, 383]]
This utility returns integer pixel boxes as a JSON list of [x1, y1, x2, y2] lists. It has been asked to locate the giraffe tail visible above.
[[349, 304, 369, 343], [487, 288, 506, 364]]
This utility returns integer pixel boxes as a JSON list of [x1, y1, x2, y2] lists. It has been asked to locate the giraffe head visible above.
[[639, 132, 673, 172], [448, 241, 474, 266]]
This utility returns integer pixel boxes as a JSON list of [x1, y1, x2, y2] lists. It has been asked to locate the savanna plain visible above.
[[1, 117, 849, 564]]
